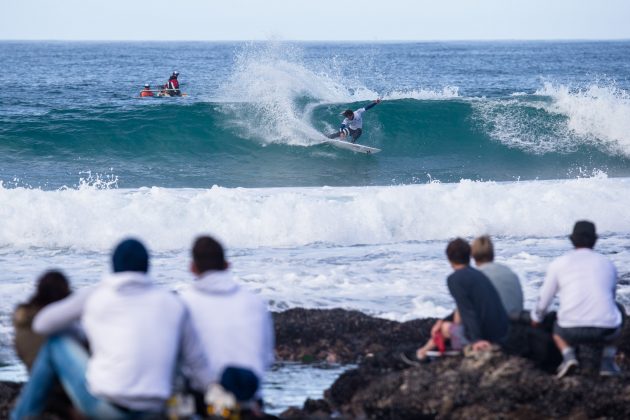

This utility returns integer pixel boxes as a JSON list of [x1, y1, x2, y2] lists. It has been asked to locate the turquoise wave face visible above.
[[2, 97, 630, 189]]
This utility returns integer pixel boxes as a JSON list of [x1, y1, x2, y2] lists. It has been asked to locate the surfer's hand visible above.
[[375, 98, 381, 104], [340, 132, 346, 139]]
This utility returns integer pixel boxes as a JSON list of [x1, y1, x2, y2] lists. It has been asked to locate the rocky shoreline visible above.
[[278, 308, 630, 419], [2, 308, 630, 419]]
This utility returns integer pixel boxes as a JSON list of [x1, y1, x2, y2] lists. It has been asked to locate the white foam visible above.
[[474, 82, 630, 157], [473, 97, 572, 154], [216, 42, 379, 146], [1, 175, 629, 252], [536, 82, 630, 157], [215, 42, 460, 147]]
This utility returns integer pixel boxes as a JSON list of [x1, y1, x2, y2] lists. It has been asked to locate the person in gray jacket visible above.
[[471, 235, 524, 319]]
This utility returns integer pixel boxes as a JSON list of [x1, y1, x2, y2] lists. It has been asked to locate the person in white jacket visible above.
[[531, 221, 624, 378], [11, 238, 211, 420], [179, 236, 275, 408]]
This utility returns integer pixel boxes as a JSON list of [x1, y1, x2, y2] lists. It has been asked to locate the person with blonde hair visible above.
[[471, 235, 524, 318], [412, 238, 509, 361]]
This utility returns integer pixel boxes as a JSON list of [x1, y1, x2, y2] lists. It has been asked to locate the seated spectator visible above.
[[13, 270, 82, 419], [471, 235, 524, 318], [179, 236, 275, 413], [531, 221, 623, 378], [11, 238, 210, 420], [13, 270, 72, 371], [415, 238, 509, 359]]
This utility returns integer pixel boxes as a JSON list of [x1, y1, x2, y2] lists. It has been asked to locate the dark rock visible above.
[[0, 382, 21, 420], [328, 350, 630, 419], [273, 308, 435, 363], [275, 308, 630, 420]]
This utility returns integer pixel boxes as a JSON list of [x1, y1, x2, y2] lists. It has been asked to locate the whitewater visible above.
[[1, 40, 630, 412]]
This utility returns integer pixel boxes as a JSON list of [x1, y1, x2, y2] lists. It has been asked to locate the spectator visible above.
[[415, 238, 509, 360], [13, 271, 72, 370], [13, 271, 82, 419], [179, 235, 274, 412], [531, 221, 623, 378], [11, 238, 210, 419], [471, 235, 524, 318]]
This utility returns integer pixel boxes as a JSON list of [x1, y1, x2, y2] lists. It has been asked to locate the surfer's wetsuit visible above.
[[328, 101, 379, 143]]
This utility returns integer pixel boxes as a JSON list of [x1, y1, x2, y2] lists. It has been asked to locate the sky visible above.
[[2, 0, 630, 41]]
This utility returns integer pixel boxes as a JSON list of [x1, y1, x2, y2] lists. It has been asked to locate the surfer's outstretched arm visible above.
[[364, 98, 381, 111]]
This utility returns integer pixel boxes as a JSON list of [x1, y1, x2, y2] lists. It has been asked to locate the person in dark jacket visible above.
[[415, 238, 509, 359]]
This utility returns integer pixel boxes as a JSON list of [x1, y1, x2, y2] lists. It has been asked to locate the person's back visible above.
[[13, 304, 46, 370], [12, 239, 210, 419], [180, 271, 273, 382], [180, 236, 274, 387], [140, 84, 154, 97], [13, 271, 71, 370], [12, 271, 79, 420], [543, 248, 619, 328], [411, 238, 509, 362], [82, 271, 189, 406], [532, 221, 623, 378], [471, 235, 524, 318], [447, 266, 509, 343], [478, 262, 523, 317], [166, 71, 181, 96]]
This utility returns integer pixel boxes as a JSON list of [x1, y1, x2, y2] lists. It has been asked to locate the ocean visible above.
[[1, 40, 630, 413]]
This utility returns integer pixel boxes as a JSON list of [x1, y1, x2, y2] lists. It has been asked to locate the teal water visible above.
[[1, 41, 630, 188]]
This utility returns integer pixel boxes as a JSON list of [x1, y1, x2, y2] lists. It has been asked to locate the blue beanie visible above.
[[112, 239, 149, 273], [220, 367, 259, 402]]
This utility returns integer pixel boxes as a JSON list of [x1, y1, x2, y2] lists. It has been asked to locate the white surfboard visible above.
[[325, 139, 381, 154]]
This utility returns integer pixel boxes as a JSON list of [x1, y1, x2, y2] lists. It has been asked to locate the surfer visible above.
[[327, 99, 381, 143], [140, 83, 154, 97], [164, 71, 181, 96]]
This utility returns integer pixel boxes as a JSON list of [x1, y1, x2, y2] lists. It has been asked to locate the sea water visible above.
[[1, 41, 630, 413]]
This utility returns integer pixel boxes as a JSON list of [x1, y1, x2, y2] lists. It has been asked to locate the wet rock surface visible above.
[[273, 308, 434, 364], [277, 309, 630, 419]]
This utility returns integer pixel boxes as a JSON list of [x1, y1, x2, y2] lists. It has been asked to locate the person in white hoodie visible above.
[[11, 238, 211, 420], [179, 236, 275, 409]]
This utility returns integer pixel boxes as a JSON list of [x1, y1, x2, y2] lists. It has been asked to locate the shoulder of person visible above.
[[490, 261, 518, 274], [13, 304, 38, 328]]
